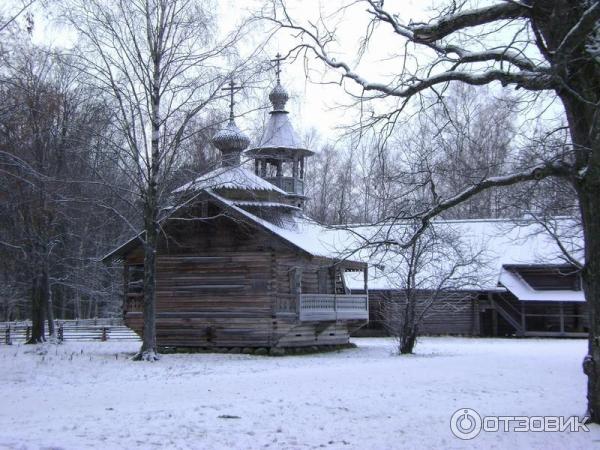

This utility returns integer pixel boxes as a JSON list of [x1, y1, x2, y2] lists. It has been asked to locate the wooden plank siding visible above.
[[357, 288, 587, 338], [483, 291, 588, 337], [353, 289, 479, 336], [123, 209, 366, 350]]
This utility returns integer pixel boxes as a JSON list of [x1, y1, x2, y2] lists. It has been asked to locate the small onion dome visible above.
[[212, 119, 250, 167], [212, 119, 250, 153], [269, 82, 289, 111]]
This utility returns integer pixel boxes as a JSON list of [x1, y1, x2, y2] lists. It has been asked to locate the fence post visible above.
[[5, 327, 11, 345], [101, 327, 108, 341], [58, 324, 64, 342], [26, 326, 31, 342]]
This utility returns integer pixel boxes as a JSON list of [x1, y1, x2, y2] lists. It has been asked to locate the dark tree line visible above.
[[0, 38, 225, 343], [0, 42, 135, 338], [0, 0, 260, 355]]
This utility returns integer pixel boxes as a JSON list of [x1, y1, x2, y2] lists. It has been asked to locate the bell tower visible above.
[[245, 54, 314, 209]]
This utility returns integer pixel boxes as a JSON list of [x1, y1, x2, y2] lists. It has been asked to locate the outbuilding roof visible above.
[[498, 267, 584, 302], [343, 218, 583, 296]]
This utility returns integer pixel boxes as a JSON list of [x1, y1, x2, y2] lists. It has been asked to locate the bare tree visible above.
[[304, 139, 362, 224], [425, 85, 517, 218], [265, 0, 600, 421], [61, 0, 254, 360], [304, 141, 338, 223], [305, 86, 522, 225], [0, 40, 123, 341], [376, 224, 483, 354], [0, 0, 35, 35]]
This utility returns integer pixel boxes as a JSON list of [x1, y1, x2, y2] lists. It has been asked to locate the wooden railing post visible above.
[[5, 327, 11, 345], [101, 327, 108, 341], [26, 326, 31, 342], [333, 295, 337, 320], [58, 324, 64, 342], [290, 267, 302, 314]]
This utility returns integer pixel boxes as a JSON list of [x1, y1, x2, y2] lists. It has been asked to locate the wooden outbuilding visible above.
[[347, 219, 587, 338]]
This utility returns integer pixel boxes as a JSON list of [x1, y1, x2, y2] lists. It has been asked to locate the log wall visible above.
[[123, 210, 362, 349]]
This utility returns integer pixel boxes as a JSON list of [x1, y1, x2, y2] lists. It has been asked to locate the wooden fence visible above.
[[0, 319, 140, 344]]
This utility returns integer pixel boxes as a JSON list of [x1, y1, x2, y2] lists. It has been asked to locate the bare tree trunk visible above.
[[574, 126, 600, 421], [46, 285, 56, 338], [399, 294, 418, 354], [400, 330, 417, 355], [581, 186, 600, 422], [27, 269, 47, 344], [559, 88, 600, 421], [134, 39, 162, 361], [135, 209, 159, 360], [74, 290, 81, 319], [43, 255, 56, 339]]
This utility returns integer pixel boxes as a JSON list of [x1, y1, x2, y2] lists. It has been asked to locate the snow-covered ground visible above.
[[0, 337, 598, 449]]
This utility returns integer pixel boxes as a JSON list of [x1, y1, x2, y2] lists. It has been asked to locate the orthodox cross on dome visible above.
[[221, 77, 242, 121], [271, 52, 285, 83]]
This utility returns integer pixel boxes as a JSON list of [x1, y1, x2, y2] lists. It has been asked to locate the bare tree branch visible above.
[[410, 2, 530, 43]]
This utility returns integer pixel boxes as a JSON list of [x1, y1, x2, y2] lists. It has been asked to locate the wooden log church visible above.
[[103, 63, 369, 353]]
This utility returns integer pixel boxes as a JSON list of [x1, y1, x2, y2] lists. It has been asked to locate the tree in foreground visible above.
[[378, 225, 482, 354], [265, 0, 600, 420], [62, 0, 249, 360]]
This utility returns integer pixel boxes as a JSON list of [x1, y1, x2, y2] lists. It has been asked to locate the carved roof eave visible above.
[[245, 146, 315, 159]]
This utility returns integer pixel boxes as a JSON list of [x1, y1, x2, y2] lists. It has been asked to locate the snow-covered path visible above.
[[0, 337, 597, 449]]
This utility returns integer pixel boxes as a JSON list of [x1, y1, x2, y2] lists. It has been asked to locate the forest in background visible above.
[[0, 5, 577, 323], [0, 25, 223, 321]]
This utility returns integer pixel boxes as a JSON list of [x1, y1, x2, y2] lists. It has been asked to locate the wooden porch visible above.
[[299, 294, 369, 321], [480, 293, 588, 338]]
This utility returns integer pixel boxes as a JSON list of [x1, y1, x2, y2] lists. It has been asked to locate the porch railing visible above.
[[299, 294, 368, 321]]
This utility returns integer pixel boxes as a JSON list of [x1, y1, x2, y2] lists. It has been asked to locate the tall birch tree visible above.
[[63, 0, 248, 360]]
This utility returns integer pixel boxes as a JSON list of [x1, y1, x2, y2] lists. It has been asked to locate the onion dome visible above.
[[269, 82, 289, 111], [212, 120, 250, 152], [212, 119, 250, 166]]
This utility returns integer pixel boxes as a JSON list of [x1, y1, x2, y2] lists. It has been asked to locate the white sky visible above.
[[4, 0, 564, 147], [4, 0, 441, 136]]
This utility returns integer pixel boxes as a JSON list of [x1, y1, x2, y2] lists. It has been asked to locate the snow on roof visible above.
[[498, 268, 584, 302], [342, 218, 583, 295], [207, 190, 364, 264], [246, 112, 314, 156], [173, 166, 287, 195], [232, 200, 300, 210]]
